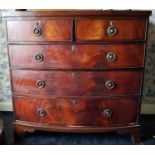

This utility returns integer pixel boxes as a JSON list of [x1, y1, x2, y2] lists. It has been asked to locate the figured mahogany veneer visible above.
[[11, 70, 142, 96], [14, 96, 138, 126], [9, 44, 145, 69], [7, 20, 72, 41], [76, 19, 147, 41], [3, 10, 151, 144]]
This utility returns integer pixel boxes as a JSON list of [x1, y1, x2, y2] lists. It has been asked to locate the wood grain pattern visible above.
[[7, 20, 72, 41], [76, 19, 147, 41], [14, 96, 138, 126], [9, 44, 145, 69], [4, 10, 151, 144], [13, 121, 141, 133], [11, 70, 142, 96]]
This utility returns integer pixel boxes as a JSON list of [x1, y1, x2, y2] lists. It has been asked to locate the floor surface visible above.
[[0, 112, 155, 145]]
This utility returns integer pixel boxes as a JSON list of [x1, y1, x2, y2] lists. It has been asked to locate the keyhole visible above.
[[72, 100, 77, 106], [72, 72, 78, 78]]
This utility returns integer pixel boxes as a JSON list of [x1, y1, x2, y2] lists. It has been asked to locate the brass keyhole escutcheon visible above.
[[71, 100, 78, 106], [71, 45, 76, 52], [72, 72, 78, 78]]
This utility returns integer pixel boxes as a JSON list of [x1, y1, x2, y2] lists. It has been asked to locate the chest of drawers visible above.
[[3, 10, 151, 144]]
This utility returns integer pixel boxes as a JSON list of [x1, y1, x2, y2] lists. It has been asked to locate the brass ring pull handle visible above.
[[107, 22, 117, 36], [33, 27, 42, 36], [106, 52, 117, 62], [36, 80, 45, 88], [103, 109, 112, 118], [38, 108, 46, 117], [105, 80, 115, 89], [35, 54, 44, 62]]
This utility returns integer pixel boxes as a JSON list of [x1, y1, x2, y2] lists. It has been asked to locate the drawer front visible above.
[[9, 44, 145, 69], [11, 70, 142, 96], [14, 97, 138, 126], [7, 20, 72, 41], [14, 96, 138, 126], [76, 19, 146, 41]]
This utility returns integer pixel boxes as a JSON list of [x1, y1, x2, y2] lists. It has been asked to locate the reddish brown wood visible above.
[[131, 130, 140, 144], [7, 20, 72, 41], [76, 19, 147, 41], [13, 122, 35, 141], [13, 121, 141, 133], [2, 10, 152, 18], [11, 70, 142, 96], [4, 10, 151, 143], [13, 96, 138, 126], [13, 122, 35, 135], [9, 44, 145, 69]]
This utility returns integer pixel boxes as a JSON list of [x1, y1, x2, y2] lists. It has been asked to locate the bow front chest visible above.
[[3, 10, 151, 144]]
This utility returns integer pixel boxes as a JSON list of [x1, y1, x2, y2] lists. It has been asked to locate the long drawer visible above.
[[7, 20, 72, 41], [14, 96, 139, 126], [76, 19, 147, 41], [9, 44, 145, 69], [11, 70, 142, 96]]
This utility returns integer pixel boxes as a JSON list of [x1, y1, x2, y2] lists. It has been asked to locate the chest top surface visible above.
[[2, 10, 152, 18]]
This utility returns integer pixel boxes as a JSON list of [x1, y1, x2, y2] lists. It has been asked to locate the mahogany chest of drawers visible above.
[[3, 10, 151, 144]]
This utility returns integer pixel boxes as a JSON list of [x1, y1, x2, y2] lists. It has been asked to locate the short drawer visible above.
[[76, 19, 147, 41], [11, 70, 142, 96], [8, 44, 145, 69], [7, 20, 72, 41], [14, 96, 138, 126]]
